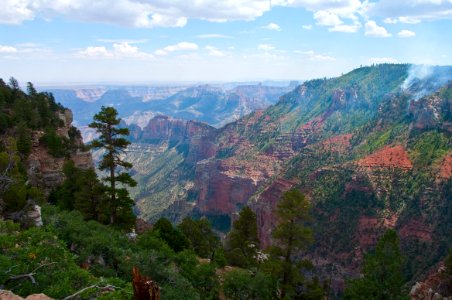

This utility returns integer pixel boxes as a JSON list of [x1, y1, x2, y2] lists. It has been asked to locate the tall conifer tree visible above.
[[89, 106, 136, 228]]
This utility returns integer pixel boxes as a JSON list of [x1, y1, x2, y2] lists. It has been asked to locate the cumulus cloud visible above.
[[365, 20, 391, 37], [78, 46, 113, 58], [0, 45, 18, 53], [314, 10, 342, 27], [154, 42, 198, 56], [258, 44, 275, 51], [77, 42, 153, 59], [261, 23, 281, 31], [0, 43, 50, 58], [0, 0, 366, 31], [369, 57, 398, 64], [367, 0, 452, 23], [314, 8, 362, 32], [1, 0, 450, 30], [398, 30, 416, 38], [0, 0, 271, 27], [302, 24, 313, 30]]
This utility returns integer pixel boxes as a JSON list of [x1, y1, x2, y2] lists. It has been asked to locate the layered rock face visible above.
[[410, 263, 452, 300], [26, 109, 93, 195], [129, 65, 452, 285]]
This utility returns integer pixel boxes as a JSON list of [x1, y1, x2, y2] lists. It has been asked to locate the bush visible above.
[[223, 269, 277, 300]]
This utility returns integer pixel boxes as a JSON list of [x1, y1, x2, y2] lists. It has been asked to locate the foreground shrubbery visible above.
[[0, 206, 225, 299]]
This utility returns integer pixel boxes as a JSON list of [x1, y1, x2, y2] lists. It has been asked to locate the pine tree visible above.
[[343, 229, 407, 300], [89, 106, 136, 229], [178, 217, 220, 259], [225, 206, 260, 267], [271, 188, 313, 299]]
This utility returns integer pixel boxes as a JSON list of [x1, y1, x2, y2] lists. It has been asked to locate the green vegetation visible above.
[[409, 131, 450, 168], [269, 189, 316, 299], [89, 106, 137, 229], [179, 216, 222, 259], [50, 161, 108, 223], [2, 66, 451, 299], [1, 206, 228, 299], [225, 206, 260, 268], [343, 229, 408, 300], [223, 269, 277, 300]]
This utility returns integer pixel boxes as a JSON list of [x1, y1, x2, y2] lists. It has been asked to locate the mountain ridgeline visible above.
[[47, 83, 294, 129], [120, 64, 452, 284]]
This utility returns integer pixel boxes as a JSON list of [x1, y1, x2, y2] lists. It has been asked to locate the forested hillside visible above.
[[119, 64, 452, 293]]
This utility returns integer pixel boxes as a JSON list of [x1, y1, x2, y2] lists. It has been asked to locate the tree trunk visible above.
[[110, 162, 116, 224], [280, 231, 293, 299]]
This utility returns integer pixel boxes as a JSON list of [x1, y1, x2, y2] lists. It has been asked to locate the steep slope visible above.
[[127, 64, 452, 284], [0, 79, 93, 226], [121, 116, 217, 221]]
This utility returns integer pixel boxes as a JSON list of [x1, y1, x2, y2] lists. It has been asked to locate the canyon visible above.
[[110, 64, 452, 284]]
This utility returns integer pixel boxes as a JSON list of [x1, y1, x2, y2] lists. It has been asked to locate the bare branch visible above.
[[63, 283, 117, 300], [5, 262, 58, 285]]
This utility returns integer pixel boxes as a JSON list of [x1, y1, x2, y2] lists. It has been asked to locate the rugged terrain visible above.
[[47, 83, 294, 132], [119, 64, 452, 284]]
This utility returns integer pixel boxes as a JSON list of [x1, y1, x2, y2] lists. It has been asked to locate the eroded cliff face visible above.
[[121, 116, 217, 221], [129, 66, 451, 286], [27, 109, 93, 195]]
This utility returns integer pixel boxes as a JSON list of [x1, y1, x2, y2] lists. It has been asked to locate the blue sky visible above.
[[1, 0, 452, 84]]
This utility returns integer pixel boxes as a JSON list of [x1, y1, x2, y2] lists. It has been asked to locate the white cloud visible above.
[[0, 0, 367, 31], [368, 0, 452, 23], [258, 44, 275, 51], [163, 42, 198, 52], [112, 42, 153, 58], [0, 45, 18, 54], [154, 49, 167, 56], [314, 10, 342, 26], [0, 43, 50, 58], [329, 23, 361, 32], [364, 21, 392, 37], [0, 0, 34, 24], [205, 45, 225, 57], [261, 23, 281, 31], [302, 24, 313, 30], [196, 34, 232, 39], [298, 50, 335, 61], [77, 42, 153, 59], [398, 16, 422, 24], [78, 46, 113, 58], [0, 0, 271, 27], [154, 42, 198, 56], [2, 0, 450, 32], [369, 57, 398, 64], [314, 9, 361, 33], [383, 17, 398, 24], [398, 30, 416, 38]]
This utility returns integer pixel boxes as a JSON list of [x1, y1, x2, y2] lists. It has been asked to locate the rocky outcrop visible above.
[[437, 154, 452, 181], [358, 145, 413, 170], [410, 264, 452, 300], [74, 88, 106, 102], [132, 115, 216, 144], [26, 111, 93, 195], [0, 290, 53, 300], [251, 178, 296, 247]]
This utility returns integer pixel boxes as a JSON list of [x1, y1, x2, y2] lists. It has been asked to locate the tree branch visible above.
[[62, 283, 117, 300], [6, 262, 58, 285]]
